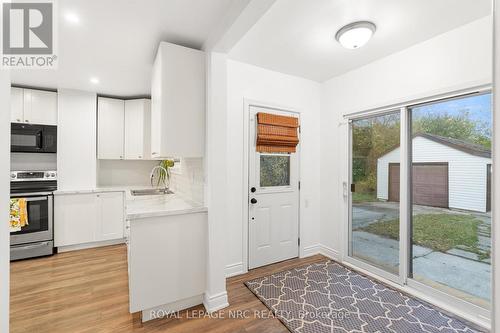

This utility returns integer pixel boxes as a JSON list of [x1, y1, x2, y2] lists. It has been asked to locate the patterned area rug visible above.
[[245, 260, 485, 333]]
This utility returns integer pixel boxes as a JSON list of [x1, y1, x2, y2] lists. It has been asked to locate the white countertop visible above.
[[53, 186, 145, 195], [54, 186, 207, 219], [126, 193, 206, 220]]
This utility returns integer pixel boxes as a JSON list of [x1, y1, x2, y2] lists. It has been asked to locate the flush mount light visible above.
[[335, 21, 376, 49], [90, 77, 99, 84], [64, 11, 80, 24]]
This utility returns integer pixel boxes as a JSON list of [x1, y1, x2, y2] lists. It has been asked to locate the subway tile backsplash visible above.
[[169, 158, 204, 204]]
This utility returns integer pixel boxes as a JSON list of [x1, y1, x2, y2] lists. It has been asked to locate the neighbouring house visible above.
[[377, 133, 492, 212]]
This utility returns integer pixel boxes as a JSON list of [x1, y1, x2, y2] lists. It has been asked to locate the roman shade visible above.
[[256, 112, 300, 153]]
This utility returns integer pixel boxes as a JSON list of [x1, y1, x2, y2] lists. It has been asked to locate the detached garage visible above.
[[377, 133, 491, 212]]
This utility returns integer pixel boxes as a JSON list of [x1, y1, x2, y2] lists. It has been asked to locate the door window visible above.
[[260, 154, 291, 187]]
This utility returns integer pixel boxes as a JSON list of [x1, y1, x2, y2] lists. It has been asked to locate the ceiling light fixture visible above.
[[64, 11, 80, 24], [90, 77, 99, 84], [335, 21, 376, 49]]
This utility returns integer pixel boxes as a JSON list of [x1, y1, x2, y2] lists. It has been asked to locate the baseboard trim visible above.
[[141, 294, 204, 322], [319, 244, 341, 260], [203, 291, 229, 313], [301, 244, 322, 258], [57, 239, 125, 253], [300, 244, 340, 261], [225, 262, 244, 277]]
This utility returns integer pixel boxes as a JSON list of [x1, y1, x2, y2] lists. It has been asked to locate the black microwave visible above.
[[11, 124, 57, 153]]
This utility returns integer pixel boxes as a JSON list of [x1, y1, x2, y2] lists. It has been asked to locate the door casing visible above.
[[242, 99, 301, 273]]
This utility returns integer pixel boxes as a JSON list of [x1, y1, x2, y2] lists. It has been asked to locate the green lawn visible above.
[[358, 213, 488, 259], [352, 192, 378, 203]]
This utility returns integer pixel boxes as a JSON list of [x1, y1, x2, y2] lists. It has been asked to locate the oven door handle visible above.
[[14, 241, 51, 250], [23, 197, 49, 202], [11, 192, 53, 197]]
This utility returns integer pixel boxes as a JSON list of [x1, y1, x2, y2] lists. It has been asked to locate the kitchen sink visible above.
[[130, 188, 174, 196]]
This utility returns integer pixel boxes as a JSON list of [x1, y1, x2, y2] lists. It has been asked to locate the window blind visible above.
[[256, 112, 299, 153]]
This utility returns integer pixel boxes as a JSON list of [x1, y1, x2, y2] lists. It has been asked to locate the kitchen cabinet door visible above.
[[96, 192, 124, 241], [124, 99, 151, 160], [151, 42, 205, 158], [150, 61, 161, 158], [10, 87, 24, 123], [98, 97, 125, 159], [24, 89, 58, 125], [54, 193, 98, 247]]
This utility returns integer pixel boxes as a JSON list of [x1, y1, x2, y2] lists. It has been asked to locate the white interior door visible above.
[[248, 106, 299, 269]]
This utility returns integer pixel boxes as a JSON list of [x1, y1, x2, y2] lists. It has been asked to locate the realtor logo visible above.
[[1, 0, 58, 68]]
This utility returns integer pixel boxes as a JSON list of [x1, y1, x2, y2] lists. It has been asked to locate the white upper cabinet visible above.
[[151, 42, 205, 158], [25, 89, 58, 125], [98, 97, 125, 159], [98, 97, 151, 160], [124, 99, 151, 160], [11, 87, 57, 125], [10, 87, 23, 123]]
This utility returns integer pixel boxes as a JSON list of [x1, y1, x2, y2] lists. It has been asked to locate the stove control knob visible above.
[[10, 173, 16, 179], [50, 172, 56, 178]]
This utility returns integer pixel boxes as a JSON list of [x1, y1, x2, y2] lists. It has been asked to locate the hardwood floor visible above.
[[10, 245, 327, 333]]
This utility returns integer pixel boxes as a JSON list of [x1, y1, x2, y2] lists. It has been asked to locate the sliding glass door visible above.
[[348, 91, 492, 313], [409, 93, 492, 309], [349, 111, 401, 276]]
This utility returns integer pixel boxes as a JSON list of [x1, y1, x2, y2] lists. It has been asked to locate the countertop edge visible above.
[[54, 187, 133, 195], [126, 206, 208, 220]]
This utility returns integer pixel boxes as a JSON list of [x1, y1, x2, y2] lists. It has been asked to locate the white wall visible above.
[[321, 16, 492, 256], [0, 71, 10, 333], [225, 59, 322, 273], [377, 137, 491, 212], [57, 89, 97, 190]]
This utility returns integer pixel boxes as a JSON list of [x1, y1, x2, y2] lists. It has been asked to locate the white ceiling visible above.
[[229, 0, 492, 82], [11, 0, 233, 96]]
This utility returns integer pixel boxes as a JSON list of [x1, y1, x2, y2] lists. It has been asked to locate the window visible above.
[[260, 154, 290, 187]]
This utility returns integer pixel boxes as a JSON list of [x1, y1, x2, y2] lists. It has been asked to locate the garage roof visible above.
[[417, 133, 491, 158]]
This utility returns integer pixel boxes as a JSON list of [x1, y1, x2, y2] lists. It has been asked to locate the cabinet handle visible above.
[[138, 156, 142, 159], [25, 120, 29, 123], [152, 152, 158, 155], [16, 119, 20, 122]]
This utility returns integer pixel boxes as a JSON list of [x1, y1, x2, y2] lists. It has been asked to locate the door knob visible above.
[[250, 198, 257, 204], [251, 187, 256, 193]]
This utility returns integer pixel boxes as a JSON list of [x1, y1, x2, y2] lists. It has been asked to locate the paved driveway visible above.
[[353, 201, 491, 228], [351, 201, 491, 304]]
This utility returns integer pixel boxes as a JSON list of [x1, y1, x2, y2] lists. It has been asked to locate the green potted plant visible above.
[[152, 159, 175, 189]]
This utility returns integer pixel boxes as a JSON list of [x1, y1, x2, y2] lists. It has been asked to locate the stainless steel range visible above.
[[10, 170, 57, 261]]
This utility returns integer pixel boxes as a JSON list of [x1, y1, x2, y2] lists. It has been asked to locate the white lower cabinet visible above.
[[128, 212, 207, 315], [54, 193, 97, 246], [96, 192, 124, 241], [55, 192, 124, 247]]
